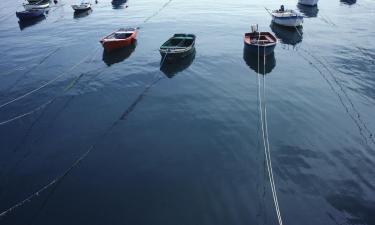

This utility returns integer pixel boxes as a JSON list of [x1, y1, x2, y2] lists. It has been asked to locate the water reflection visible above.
[[340, 0, 357, 5], [243, 50, 276, 75], [102, 42, 136, 66], [160, 51, 195, 78], [112, 0, 128, 9], [18, 15, 46, 31], [271, 23, 303, 46], [297, 4, 319, 17], [73, 9, 93, 19]]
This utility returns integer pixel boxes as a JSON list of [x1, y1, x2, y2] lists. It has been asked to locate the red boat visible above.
[[100, 28, 138, 52]]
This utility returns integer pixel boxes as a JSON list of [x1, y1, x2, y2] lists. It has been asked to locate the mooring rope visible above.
[[0, 46, 100, 110], [256, 34, 284, 225], [0, 73, 163, 219], [294, 27, 375, 147], [142, 0, 173, 24]]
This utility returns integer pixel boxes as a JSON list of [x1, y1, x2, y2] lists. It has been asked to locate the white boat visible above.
[[271, 5, 303, 27], [298, 0, 319, 6], [71, 2, 91, 11], [23, 2, 49, 10]]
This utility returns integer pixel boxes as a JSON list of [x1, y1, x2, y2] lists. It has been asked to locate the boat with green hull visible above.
[[159, 34, 196, 61]]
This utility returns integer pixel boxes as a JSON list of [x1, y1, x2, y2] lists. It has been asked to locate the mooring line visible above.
[[1, 47, 62, 95], [142, 0, 173, 24], [294, 26, 375, 147], [256, 35, 284, 225], [0, 74, 163, 219], [0, 46, 100, 110]]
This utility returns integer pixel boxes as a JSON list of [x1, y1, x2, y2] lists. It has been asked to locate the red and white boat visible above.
[[100, 28, 138, 52]]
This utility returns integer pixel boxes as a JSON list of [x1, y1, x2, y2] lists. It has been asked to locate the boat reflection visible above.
[[160, 51, 195, 78], [243, 50, 276, 75], [340, 0, 356, 5], [112, 0, 128, 9], [73, 9, 93, 19], [18, 15, 46, 30], [270, 23, 303, 46], [297, 3, 319, 17], [102, 41, 136, 66]]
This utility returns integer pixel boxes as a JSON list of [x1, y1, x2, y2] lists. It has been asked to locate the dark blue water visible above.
[[0, 0, 374, 224]]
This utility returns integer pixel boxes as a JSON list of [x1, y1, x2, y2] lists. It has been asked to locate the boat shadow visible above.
[[297, 3, 319, 17], [18, 15, 46, 30], [243, 49, 276, 75], [102, 41, 136, 67], [270, 23, 303, 46], [160, 50, 196, 78], [340, 0, 356, 5], [112, 0, 128, 9], [73, 9, 93, 19]]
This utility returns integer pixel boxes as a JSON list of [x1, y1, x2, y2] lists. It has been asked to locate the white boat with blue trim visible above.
[[271, 5, 303, 27]]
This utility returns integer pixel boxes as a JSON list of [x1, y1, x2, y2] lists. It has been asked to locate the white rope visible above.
[[0, 49, 103, 126], [0, 46, 100, 110], [256, 34, 284, 225], [0, 75, 163, 219]]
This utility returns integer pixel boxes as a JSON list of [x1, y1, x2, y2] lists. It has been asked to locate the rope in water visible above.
[[293, 27, 375, 147], [0, 46, 100, 110], [0, 74, 163, 219], [256, 33, 284, 225]]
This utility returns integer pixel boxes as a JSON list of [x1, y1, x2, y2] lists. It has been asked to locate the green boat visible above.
[[159, 34, 196, 61]]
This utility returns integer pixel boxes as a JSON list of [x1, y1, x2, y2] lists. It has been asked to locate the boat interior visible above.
[[106, 32, 133, 40], [245, 32, 276, 44], [162, 37, 194, 48]]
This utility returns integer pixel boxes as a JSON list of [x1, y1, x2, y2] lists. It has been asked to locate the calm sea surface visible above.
[[0, 0, 374, 224]]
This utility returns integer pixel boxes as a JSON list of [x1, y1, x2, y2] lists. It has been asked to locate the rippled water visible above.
[[0, 0, 374, 224]]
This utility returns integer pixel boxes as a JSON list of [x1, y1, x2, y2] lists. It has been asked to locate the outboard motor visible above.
[[280, 5, 285, 12], [251, 24, 258, 33]]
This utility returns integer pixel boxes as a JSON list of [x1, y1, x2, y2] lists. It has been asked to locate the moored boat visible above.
[[16, 9, 45, 21], [71, 2, 91, 12], [100, 28, 138, 52], [159, 34, 196, 61], [23, 2, 49, 10], [244, 25, 277, 56], [271, 5, 303, 27], [298, 0, 319, 6]]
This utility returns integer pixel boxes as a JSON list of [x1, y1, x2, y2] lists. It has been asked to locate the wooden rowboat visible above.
[[159, 34, 196, 61], [100, 28, 138, 52], [244, 26, 277, 56]]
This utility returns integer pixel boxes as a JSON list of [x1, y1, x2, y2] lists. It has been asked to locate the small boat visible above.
[[100, 28, 138, 52], [271, 5, 303, 27], [298, 0, 319, 6], [16, 9, 45, 21], [71, 2, 91, 12], [244, 25, 277, 56], [23, 2, 49, 10], [159, 34, 196, 61]]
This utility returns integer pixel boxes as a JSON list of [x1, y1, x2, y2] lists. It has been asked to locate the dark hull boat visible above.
[[159, 34, 196, 61], [16, 9, 44, 20], [243, 50, 276, 75], [160, 49, 196, 78], [244, 31, 277, 56]]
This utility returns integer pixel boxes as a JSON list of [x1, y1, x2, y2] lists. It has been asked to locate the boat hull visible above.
[[272, 15, 303, 27], [244, 43, 276, 56], [159, 46, 195, 61], [298, 0, 319, 6], [100, 29, 137, 52], [16, 10, 44, 20], [71, 4, 91, 12]]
